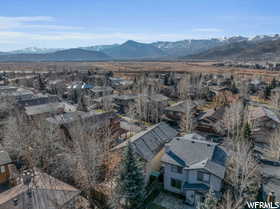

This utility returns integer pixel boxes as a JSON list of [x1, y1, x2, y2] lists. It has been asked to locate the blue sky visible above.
[[0, 0, 279, 51]]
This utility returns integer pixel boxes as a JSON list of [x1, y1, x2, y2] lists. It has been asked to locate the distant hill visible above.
[[0, 48, 111, 61], [152, 39, 225, 57], [188, 37, 280, 61], [80, 44, 120, 52], [2, 34, 280, 61], [8, 47, 63, 54], [102, 40, 167, 59]]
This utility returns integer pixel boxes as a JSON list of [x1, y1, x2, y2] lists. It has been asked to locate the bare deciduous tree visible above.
[[179, 100, 193, 134], [223, 101, 245, 138], [263, 128, 280, 161], [224, 141, 260, 209]]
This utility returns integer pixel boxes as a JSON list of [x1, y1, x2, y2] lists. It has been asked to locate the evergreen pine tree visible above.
[[77, 94, 88, 112], [231, 81, 239, 94], [116, 142, 145, 209], [243, 122, 252, 141], [271, 78, 277, 89], [197, 190, 217, 209], [264, 85, 271, 99], [72, 89, 79, 104], [38, 74, 46, 91]]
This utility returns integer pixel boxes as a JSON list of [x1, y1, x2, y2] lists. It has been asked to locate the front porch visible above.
[[183, 183, 210, 206]]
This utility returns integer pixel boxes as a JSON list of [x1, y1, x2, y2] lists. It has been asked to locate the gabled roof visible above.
[[113, 122, 178, 161], [17, 95, 60, 107], [249, 106, 280, 123], [46, 110, 115, 125], [91, 86, 113, 93], [0, 170, 80, 209], [161, 133, 227, 179], [165, 101, 193, 113], [198, 106, 225, 122], [25, 102, 65, 116]]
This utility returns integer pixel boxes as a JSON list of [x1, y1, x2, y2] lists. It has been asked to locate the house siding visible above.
[[163, 164, 222, 194], [0, 165, 10, 184]]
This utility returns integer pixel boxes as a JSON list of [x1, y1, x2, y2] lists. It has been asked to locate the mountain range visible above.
[[0, 49, 110, 62], [1, 34, 280, 61]]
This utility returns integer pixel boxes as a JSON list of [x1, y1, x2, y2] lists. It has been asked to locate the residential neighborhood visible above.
[[0, 65, 279, 209], [1, 1, 280, 208]]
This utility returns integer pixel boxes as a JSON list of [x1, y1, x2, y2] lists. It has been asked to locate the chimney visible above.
[[165, 143, 171, 153], [13, 199, 18, 206], [22, 170, 34, 185]]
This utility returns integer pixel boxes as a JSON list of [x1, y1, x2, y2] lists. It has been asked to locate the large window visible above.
[[171, 178, 182, 189], [0, 166, 5, 173], [171, 165, 183, 174], [197, 171, 210, 183]]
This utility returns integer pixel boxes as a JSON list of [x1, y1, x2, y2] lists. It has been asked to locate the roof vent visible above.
[[191, 141, 195, 143], [13, 199, 18, 206], [27, 190, 32, 198], [165, 144, 171, 153]]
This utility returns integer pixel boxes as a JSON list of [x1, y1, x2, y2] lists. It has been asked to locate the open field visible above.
[[1, 61, 280, 79]]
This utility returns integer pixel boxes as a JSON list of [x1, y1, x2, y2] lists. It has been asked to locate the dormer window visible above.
[[171, 165, 183, 174], [197, 171, 210, 183], [0, 166, 5, 173]]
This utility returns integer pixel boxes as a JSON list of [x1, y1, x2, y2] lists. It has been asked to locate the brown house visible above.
[[0, 169, 82, 209], [248, 106, 280, 143], [0, 145, 12, 184], [195, 106, 226, 137]]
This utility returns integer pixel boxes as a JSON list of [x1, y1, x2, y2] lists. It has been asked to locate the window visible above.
[[171, 178, 182, 189], [197, 172, 210, 183], [0, 166, 5, 173], [171, 165, 183, 174]]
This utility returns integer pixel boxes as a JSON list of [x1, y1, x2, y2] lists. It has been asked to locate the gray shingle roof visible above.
[[25, 102, 65, 116], [161, 133, 227, 179], [46, 110, 115, 126], [165, 101, 196, 113]]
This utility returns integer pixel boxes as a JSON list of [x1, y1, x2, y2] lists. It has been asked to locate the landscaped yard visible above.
[[146, 202, 167, 209]]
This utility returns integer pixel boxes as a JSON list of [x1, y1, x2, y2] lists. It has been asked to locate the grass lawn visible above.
[[146, 203, 167, 209]]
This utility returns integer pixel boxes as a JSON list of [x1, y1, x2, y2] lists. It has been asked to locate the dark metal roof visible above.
[[114, 122, 178, 161], [183, 183, 209, 191]]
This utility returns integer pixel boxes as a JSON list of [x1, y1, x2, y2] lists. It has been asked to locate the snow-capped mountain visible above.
[[80, 44, 120, 52], [1, 34, 280, 61], [8, 47, 63, 54]]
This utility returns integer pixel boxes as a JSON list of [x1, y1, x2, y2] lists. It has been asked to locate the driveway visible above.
[[153, 192, 195, 209]]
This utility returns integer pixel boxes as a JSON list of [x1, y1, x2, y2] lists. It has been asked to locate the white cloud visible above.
[[0, 16, 82, 30], [0, 31, 206, 43], [0, 16, 225, 50]]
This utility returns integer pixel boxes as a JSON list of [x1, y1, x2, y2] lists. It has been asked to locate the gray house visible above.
[[161, 133, 227, 207], [260, 159, 280, 203]]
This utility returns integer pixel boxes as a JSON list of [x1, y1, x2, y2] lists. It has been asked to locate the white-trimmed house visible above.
[[161, 133, 227, 207]]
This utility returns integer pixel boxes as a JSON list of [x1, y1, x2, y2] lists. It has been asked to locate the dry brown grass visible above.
[[1, 61, 280, 79]]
